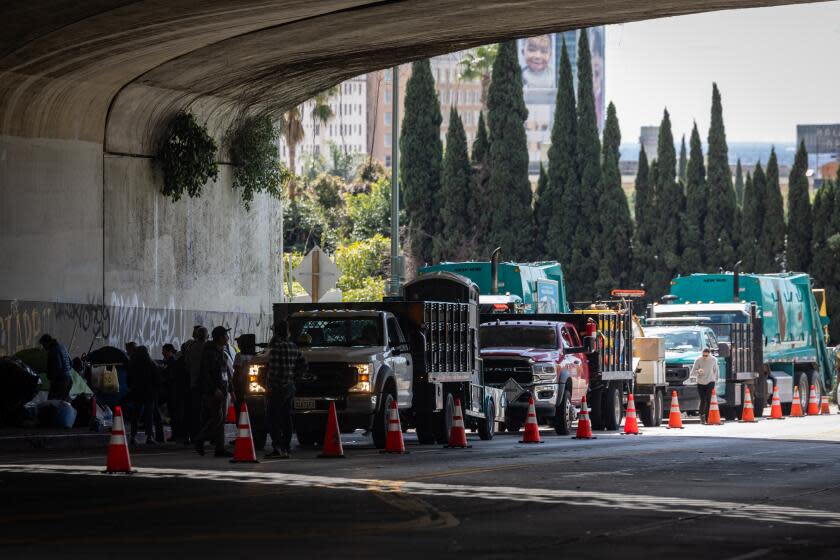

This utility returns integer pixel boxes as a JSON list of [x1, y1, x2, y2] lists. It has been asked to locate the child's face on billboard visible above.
[[523, 36, 551, 73]]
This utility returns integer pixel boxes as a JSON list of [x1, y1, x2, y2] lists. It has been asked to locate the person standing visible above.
[[195, 326, 233, 457], [161, 343, 183, 442], [127, 346, 163, 445], [265, 321, 307, 459], [39, 334, 73, 402], [692, 347, 720, 424], [186, 326, 208, 442]]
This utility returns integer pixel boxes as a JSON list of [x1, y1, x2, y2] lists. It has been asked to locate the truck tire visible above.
[[478, 399, 495, 440], [414, 410, 437, 444], [553, 387, 574, 435], [722, 405, 738, 422], [589, 389, 604, 431], [654, 390, 663, 427], [808, 370, 822, 406], [433, 393, 455, 444], [796, 372, 810, 412], [603, 384, 623, 431], [372, 391, 395, 449], [751, 382, 766, 418]]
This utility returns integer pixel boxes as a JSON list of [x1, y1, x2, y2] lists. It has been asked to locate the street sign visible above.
[[503, 378, 525, 404], [292, 246, 340, 302]]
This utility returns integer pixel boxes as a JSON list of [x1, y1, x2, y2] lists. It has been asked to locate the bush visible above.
[[347, 177, 391, 240], [229, 115, 290, 210], [335, 235, 390, 293], [157, 111, 218, 201]]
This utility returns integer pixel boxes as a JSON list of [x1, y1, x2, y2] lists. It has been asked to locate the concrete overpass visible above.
[[0, 0, 822, 356]]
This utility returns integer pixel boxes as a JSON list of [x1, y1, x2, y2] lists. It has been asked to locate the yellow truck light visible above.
[[248, 365, 266, 394]]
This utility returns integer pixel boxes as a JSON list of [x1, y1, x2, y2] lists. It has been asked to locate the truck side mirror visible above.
[[717, 342, 731, 358]]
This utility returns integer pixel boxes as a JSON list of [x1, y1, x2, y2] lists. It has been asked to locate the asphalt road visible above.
[[2, 414, 840, 560]]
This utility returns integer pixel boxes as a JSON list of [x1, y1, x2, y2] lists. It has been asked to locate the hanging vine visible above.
[[157, 111, 219, 202], [229, 114, 290, 210]]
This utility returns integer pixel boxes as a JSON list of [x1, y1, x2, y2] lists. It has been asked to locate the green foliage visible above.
[[459, 44, 498, 107], [401, 60, 443, 268], [594, 102, 633, 297], [436, 107, 474, 261], [632, 147, 656, 294], [652, 109, 684, 294], [811, 181, 840, 342], [328, 142, 362, 182], [682, 123, 707, 273], [786, 141, 813, 271], [229, 115, 289, 210], [704, 83, 738, 270], [533, 162, 549, 254], [734, 159, 744, 206], [335, 235, 390, 300], [484, 41, 534, 260], [470, 112, 491, 251], [157, 111, 218, 202], [545, 37, 578, 267], [678, 135, 687, 183], [312, 173, 344, 210], [472, 112, 489, 163], [346, 177, 391, 240], [741, 165, 766, 272], [762, 148, 785, 272]]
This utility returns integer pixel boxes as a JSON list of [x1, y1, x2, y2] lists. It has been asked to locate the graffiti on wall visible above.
[[0, 294, 270, 359]]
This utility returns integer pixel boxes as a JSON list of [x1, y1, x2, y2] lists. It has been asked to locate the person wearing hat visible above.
[[39, 334, 73, 401], [186, 326, 209, 442], [195, 326, 233, 457], [692, 347, 720, 424]]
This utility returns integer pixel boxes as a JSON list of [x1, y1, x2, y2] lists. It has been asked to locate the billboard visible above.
[[797, 124, 840, 155], [517, 28, 605, 175]]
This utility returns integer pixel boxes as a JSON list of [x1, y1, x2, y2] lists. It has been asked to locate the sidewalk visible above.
[[0, 427, 110, 452]]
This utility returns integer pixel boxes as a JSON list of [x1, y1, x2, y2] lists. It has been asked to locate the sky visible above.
[[605, 1, 840, 143]]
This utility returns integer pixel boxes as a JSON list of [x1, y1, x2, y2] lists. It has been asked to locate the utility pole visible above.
[[388, 65, 402, 297]]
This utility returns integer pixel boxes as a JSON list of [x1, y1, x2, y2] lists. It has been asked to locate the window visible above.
[[291, 317, 383, 347], [445, 69, 450, 83], [480, 326, 558, 350], [387, 317, 406, 348], [385, 71, 392, 84], [384, 112, 392, 126], [385, 155, 392, 167], [314, 145, 320, 156], [314, 124, 319, 135], [384, 132, 392, 146], [384, 89, 392, 104]]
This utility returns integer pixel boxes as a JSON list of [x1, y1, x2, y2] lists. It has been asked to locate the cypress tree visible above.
[[704, 83, 737, 270], [471, 111, 491, 245], [678, 134, 687, 183], [484, 40, 534, 260], [533, 162, 549, 255], [472, 111, 489, 163], [569, 29, 601, 300], [400, 59, 442, 268], [436, 107, 473, 262], [652, 109, 683, 294], [682, 123, 706, 273], [595, 102, 633, 296], [734, 159, 744, 206], [742, 164, 766, 272], [786, 140, 813, 271], [632, 148, 657, 296], [811, 181, 840, 341], [762, 147, 785, 271], [546, 38, 578, 267]]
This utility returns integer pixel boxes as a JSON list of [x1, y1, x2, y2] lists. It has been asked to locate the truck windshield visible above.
[[480, 326, 557, 349], [657, 331, 703, 353], [290, 317, 383, 347]]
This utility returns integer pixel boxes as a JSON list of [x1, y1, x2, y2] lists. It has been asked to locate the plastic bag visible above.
[[101, 366, 120, 394], [90, 366, 107, 390]]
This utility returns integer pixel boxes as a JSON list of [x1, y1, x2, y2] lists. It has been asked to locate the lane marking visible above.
[[3, 464, 840, 529], [725, 548, 774, 560]]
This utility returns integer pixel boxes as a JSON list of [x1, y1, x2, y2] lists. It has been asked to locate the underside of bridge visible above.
[[0, 0, 821, 355]]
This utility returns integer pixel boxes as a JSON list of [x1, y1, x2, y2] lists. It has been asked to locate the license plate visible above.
[[294, 398, 317, 410]]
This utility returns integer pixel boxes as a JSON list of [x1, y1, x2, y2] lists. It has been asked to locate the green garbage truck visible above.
[[650, 271, 835, 417]]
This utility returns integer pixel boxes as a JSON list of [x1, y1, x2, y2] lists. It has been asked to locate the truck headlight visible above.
[[532, 362, 557, 382], [349, 363, 372, 393], [248, 365, 266, 394]]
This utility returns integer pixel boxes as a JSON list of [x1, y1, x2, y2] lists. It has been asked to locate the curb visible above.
[[0, 432, 109, 452]]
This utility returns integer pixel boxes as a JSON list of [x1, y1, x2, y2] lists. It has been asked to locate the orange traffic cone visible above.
[[318, 401, 345, 458], [768, 386, 784, 420], [706, 388, 722, 425], [623, 393, 640, 435], [572, 395, 596, 439], [225, 399, 237, 424], [230, 403, 259, 463], [821, 396, 831, 415], [444, 398, 471, 448], [381, 400, 407, 454], [790, 386, 804, 417], [519, 396, 542, 443], [667, 391, 684, 429], [808, 385, 820, 415], [740, 387, 756, 422], [104, 406, 134, 474]]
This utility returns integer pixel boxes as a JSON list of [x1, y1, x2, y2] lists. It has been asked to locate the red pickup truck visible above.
[[480, 319, 590, 435]]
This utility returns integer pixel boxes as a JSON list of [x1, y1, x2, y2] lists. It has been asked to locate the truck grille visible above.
[[296, 362, 357, 397], [483, 359, 532, 386], [666, 366, 690, 385]]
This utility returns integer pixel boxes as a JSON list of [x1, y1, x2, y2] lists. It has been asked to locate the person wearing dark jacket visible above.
[[127, 346, 163, 446], [161, 343, 184, 442], [39, 334, 73, 401], [195, 326, 233, 457]]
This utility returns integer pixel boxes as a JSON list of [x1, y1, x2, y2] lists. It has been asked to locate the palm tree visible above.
[[283, 106, 305, 200], [458, 44, 498, 108]]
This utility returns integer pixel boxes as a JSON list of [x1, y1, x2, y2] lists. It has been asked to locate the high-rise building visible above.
[[639, 126, 660, 161], [366, 65, 411, 169]]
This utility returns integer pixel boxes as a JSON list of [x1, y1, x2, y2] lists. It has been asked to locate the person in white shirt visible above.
[[692, 347, 720, 424]]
